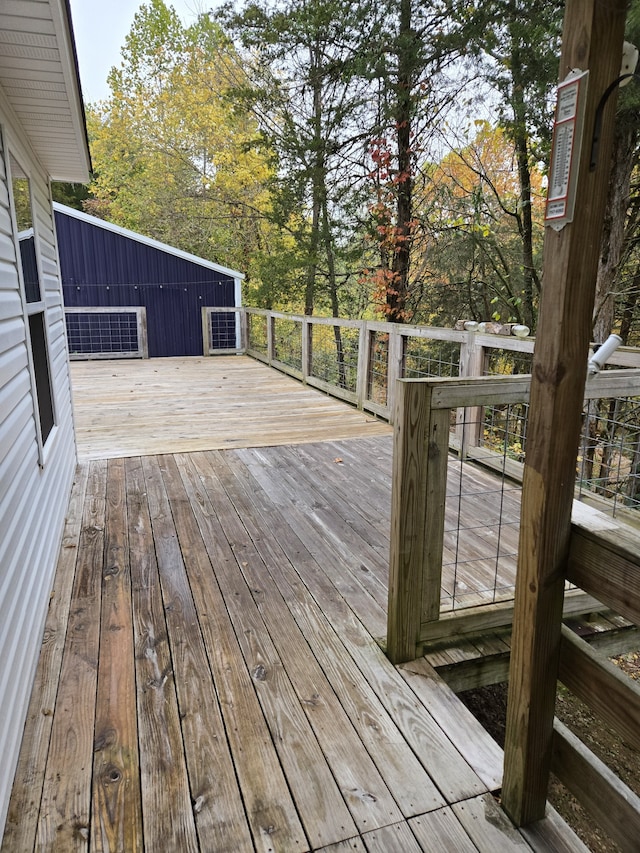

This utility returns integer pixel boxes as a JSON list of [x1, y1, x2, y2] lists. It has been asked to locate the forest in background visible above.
[[54, 0, 640, 343]]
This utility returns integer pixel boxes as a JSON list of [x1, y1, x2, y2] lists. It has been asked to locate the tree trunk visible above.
[[320, 193, 347, 388], [619, 262, 640, 343], [305, 44, 324, 317], [509, 21, 540, 330], [388, 0, 413, 323], [593, 123, 636, 343]]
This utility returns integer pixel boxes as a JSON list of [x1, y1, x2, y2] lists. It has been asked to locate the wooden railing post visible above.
[[386, 325, 404, 419], [267, 314, 275, 364], [355, 321, 367, 411], [201, 307, 210, 355], [456, 329, 485, 454], [302, 317, 311, 381], [387, 380, 449, 664]]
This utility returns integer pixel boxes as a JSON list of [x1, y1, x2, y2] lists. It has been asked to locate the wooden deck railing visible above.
[[520, 487, 640, 849], [387, 369, 640, 847], [386, 369, 640, 664], [203, 309, 640, 513], [65, 306, 148, 359]]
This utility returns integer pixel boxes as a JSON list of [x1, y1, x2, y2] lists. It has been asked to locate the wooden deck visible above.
[[69, 356, 392, 460], [2, 358, 588, 851]]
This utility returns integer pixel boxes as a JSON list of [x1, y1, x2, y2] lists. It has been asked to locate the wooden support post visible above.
[[201, 307, 210, 356], [302, 318, 311, 382], [267, 314, 275, 364], [502, 0, 628, 826], [387, 325, 405, 420], [456, 330, 485, 454], [387, 380, 449, 664], [355, 321, 368, 411]]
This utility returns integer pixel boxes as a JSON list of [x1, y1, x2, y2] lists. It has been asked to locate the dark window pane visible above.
[[19, 235, 41, 302], [28, 312, 55, 443]]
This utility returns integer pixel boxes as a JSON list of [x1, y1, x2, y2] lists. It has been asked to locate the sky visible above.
[[68, 0, 207, 104]]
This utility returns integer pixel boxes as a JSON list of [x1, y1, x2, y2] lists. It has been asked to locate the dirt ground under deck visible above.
[[460, 651, 640, 853]]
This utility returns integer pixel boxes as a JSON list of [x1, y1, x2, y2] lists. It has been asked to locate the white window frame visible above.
[[5, 138, 58, 466]]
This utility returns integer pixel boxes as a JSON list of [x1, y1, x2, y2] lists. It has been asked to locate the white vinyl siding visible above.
[[0, 118, 76, 837]]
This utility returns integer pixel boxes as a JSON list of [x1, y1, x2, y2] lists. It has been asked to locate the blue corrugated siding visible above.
[[56, 211, 236, 357]]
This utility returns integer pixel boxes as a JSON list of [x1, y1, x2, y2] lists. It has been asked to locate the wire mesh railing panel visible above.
[[442, 408, 523, 611], [368, 331, 389, 406], [482, 347, 533, 462], [309, 324, 359, 392], [404, 337, 461, 379], [482, 402, 529, 463], [65, 310, 142, 358], [273, 317, 303, 372], [208, 311, 237, 351], [578, 396, 640, 514], [247, 313, 268, 355], [485, 348, 533, 377]]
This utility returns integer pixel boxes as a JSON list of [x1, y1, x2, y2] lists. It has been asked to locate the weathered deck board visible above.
[[91, 458, 142, 852], [126, 456, 203, 851], [160, 453, 355, 848], [3, 439, 589, 851], [197, 451, 448, 817], [34, 460, 106, 850], [4, 354, 590, 850], [70, 356, 392, 460]]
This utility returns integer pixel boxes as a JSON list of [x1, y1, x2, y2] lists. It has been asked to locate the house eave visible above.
[[0, 0, 91, 184]]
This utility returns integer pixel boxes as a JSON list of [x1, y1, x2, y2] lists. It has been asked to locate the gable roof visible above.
[[0, 0, 90, 183], [53, 202, 245, 280]]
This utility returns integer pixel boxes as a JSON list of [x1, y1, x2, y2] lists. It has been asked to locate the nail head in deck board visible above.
[[314, 839, 366, 852], [171, 453, 403, 837], [158, 454, 349, 849], [210, 448, 487, 806], [203, 450, 447, 818], [127, 458, 200, 852], [1, 465, 89, 853], [92, 458, 143, 852], [34, 459, 107, 850]]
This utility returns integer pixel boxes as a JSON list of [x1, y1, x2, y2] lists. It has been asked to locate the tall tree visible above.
[[411, 122, 546, 326], [224, 0, 377, 316], [360, 1, 485, 322], [87, 0, 275, 277], [593, 2, 640, 343], [473, 0, 564, 330]]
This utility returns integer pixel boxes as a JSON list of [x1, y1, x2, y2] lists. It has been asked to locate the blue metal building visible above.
[[54, 203, 244, 358]]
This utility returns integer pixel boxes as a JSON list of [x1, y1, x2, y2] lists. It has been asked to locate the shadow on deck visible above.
[[2, 358, 587, 851]]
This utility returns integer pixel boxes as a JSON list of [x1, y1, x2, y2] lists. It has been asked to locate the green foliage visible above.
[[51, 182, 89, 211], [79, 0, 640, 342], [87, 0, 278, 282]]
